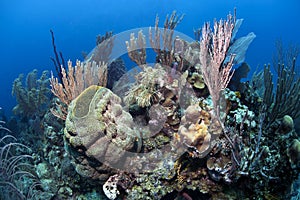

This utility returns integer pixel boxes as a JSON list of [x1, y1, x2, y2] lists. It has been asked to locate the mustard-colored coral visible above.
[[179, 104, 213, 157], [180, 120, 209, 145]]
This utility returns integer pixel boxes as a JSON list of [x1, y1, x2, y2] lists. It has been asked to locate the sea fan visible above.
[[0, 124, 40, 200]]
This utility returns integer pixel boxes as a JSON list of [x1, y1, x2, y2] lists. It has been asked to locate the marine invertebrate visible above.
[[187, 71, 205, 89], [225, 89, 256, 128], [50, 29, 67, 84], [149, 11, 184, 67], [64, 85, 138, 179], [124, 64, 167, 107], [50, 60, 107, 106], [206, 156, 232, 183], [228, 100, 299, 198], [91, 31, 114, 63], [178, 104, 222, 158], [263, 58, 300, 125], [272, 38, 299, 71], [199, 12, 235, 120], [126, 30, 146, 66], [12, 69, 50, 119], [278, 115, 294, 134], [37, 10, 300, 200], [50, 60, 107, 119], [0, 128, 40, 199]]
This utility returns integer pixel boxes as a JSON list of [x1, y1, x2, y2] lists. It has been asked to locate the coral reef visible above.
[[52, 11, 300, 200], [8, 10, 300, 200]]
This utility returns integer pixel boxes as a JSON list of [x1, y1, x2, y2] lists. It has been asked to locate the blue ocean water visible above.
[[0, 0, 299, 117]]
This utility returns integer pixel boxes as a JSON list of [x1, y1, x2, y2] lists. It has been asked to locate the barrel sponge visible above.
[[64, 85, 137, 179]]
